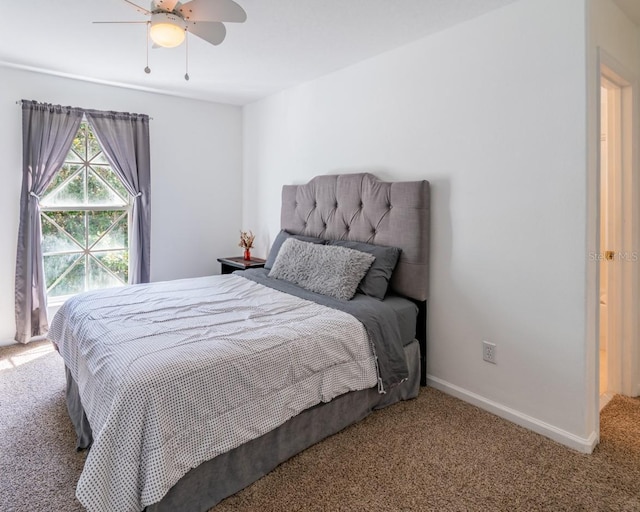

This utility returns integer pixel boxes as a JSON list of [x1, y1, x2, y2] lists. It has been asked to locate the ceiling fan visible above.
[[95, 0, 247, 79]]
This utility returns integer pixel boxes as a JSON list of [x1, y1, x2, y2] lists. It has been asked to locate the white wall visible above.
[[0, 66, 243, 343], [243, 0, 593, 449]]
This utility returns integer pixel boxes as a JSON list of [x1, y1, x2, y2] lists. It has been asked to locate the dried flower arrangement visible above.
[[239, 230, 255, 250]]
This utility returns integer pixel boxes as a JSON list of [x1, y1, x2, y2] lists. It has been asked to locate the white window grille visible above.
[[40, 119, 131, 301]]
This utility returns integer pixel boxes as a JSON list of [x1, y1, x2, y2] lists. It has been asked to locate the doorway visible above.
[[598, 55, 639, 411], [599, 77, 618, 409]]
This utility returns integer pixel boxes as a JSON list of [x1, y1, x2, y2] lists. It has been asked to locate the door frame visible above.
[[598, 49, 639, 399]]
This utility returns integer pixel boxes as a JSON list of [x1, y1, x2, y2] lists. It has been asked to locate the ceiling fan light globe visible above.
[[150, 12, 186, 48], [150, 22, 185, 47]]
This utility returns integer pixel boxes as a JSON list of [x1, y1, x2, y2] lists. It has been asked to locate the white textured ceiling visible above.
[[0, 0, 517, 105]]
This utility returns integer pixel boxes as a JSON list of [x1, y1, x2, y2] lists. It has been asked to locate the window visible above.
[[40, 120, 130, 300]]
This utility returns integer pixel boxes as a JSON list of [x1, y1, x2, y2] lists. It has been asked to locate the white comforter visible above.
[[50, 274, 378, 512]]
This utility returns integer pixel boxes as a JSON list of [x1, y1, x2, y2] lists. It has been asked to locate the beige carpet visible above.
[[1, 340, 639, 511]]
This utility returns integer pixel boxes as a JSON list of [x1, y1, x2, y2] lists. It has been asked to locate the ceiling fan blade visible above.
[[122, 0, 151, 15], [152, 0, 180, 12], [179, 0, 246, 23], [187, 21, 226, 45]]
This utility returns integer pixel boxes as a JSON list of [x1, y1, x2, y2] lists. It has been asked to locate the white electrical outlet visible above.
[[482, 340, 496, 364]]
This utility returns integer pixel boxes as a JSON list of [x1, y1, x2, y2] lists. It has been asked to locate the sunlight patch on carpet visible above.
[[0, 342, 55, 372]]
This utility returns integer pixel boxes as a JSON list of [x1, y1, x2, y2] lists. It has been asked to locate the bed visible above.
[[50, 173, 430, 512]]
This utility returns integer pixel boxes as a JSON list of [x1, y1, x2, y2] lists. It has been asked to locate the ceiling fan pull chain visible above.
[[184, 30, 190, 81], [144, 21, 151, 74]]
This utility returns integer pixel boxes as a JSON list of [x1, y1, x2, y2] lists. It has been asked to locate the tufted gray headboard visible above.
[[281, 173, 430, 302]]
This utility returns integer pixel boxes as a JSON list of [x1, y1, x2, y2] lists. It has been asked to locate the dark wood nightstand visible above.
[[217, 256, 266, 275]]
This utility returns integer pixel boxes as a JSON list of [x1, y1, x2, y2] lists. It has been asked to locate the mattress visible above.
[[381, 295, 419, 346]]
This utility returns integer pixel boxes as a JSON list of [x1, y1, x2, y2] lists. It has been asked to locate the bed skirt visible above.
[[65, 341, 420, 512]]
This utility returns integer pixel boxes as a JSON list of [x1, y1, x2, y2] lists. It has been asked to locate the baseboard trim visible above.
[[427, 375, 598, 454]]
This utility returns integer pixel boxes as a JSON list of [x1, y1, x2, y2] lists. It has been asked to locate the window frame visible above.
[[40, 119, 132, 304]]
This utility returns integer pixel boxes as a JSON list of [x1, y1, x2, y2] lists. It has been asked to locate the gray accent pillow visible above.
[[328, 240, 401, 300], [264, 230, 326, 270], [268, 238, 375, 301]]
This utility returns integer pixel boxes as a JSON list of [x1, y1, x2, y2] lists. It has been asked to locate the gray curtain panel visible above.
[[85, 111, 151, 284], [15, 101, 83, 343]]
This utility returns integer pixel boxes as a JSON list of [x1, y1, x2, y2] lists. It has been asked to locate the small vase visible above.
[[243, 248, 251, 260]]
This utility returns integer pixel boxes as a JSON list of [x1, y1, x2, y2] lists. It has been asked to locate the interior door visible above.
[[600, 78, 621, 396], [599, 58, 638, 399]]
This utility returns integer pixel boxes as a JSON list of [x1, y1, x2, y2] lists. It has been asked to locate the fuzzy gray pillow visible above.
[[268, 238, 376, 300]]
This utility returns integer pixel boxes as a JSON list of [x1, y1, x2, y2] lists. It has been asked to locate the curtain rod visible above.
[[15, 100, 153, 120]]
